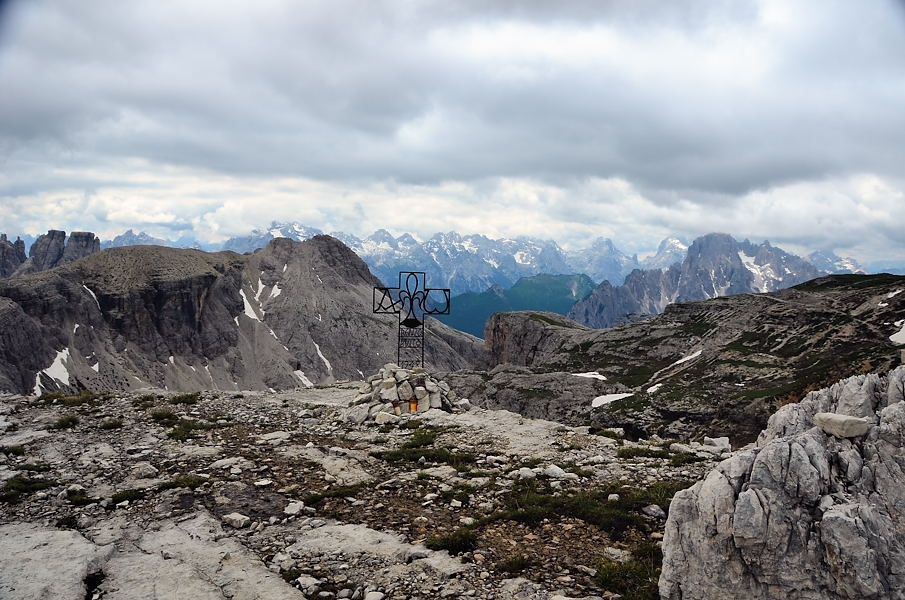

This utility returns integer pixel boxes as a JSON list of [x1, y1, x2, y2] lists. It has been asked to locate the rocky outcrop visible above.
[[0, 234, 27, 278], [0, 236, 485, 395], [11, 230, 100, 277], [483, 274, 905, 444], [660, 366, 905, 599], [441, 364, 627, 426]]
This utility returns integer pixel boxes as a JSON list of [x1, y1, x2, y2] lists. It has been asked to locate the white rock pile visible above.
[[345, 364, 468, 425]]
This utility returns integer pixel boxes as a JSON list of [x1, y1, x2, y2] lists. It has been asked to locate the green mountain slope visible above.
[[436, 273, 595, 337]]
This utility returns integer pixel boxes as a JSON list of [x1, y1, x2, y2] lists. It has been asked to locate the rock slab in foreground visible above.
[[660, 366, 905, 600]]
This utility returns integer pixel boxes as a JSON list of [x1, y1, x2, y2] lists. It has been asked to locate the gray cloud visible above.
[[0, 0, 903, 262]]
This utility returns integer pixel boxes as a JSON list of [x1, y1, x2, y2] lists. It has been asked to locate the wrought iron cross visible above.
[[373, 272, 451, 368]]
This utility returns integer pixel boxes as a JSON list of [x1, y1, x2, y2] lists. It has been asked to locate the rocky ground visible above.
[[0, 378, 730, 600]]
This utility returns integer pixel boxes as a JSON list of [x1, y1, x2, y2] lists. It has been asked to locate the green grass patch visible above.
[[132, 394, 158, 408], [157, 474, 207, 491], [402, 427, 441, 448], [50, 414, 79, 430], [167, 419, 224, 441], [20, 462, 52, 472], [595, 542, 662, 600], [488, 479, 690, 541], [99, 417, 124, 430], [55, 514, 79, 529], [616, 447, 670, 460], [669, 453, 707, 467], [150, 408, 179, 426], [0, 474, 57, 503], [67, 490, 95, 506], [303, 483, 366, 506], [371, 447, 476, 470], [111, 488, 145, 504], [425, 527, 477, 554], [498, 554, 535, 575], [169, 392, 200, 405], [41, 391, 109, 407]]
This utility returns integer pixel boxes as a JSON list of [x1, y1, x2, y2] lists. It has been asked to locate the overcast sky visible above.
[[1, 0, 904, 261]]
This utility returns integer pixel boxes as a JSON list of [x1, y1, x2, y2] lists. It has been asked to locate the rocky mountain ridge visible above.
[[1, 230, 100, 278], [568, 233, 823, 328], [0, 236, 484, 396], [0, 234, 26, 278], [479, 273, 905, 444], [212, 223, 864, 295]]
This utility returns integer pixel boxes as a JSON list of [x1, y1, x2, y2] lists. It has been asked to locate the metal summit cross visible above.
[[373, 272, 451, 368]]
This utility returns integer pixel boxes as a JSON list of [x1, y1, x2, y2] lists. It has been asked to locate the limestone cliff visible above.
[[0, 234, 27, 278], [660, 366, 905, 599], [11, 230, 100, 277]]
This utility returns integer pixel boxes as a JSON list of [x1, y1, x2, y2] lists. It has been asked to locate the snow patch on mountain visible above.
[[240, 289, 261, 321], [294, 370, 314, 387], [738, 251, 778, 293], [313, 341, 333, 376], [671, 350, 702, 367], [36, 348, 71, 393], [573, 372, 608, 381], [591, 393, 634, 408], [83, 285, 100, 310], [892, 320, 905, 345]]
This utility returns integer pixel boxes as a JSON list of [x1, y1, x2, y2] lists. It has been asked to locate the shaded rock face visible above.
[[441, 364, 626, 426], [11, 230, 101, 277], [0, 234, 27, 278], [0, 235, 485, 395], [660, 366, 905, 600]]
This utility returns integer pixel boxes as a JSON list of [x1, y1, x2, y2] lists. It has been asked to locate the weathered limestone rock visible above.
[[222, 512, 251, 528], [660, 367, 905, 600], [813, 412, 871, 437], [0, 522, 112, 600]]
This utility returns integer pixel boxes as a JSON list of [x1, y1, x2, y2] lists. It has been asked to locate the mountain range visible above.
[[7, 224, 868, 295], [2, 226, 877, 342], [104, 222, 870, 294], [0, 236, 483, 396]]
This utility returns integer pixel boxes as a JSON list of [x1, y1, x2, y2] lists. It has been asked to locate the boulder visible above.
[[660, 367, 905, 599], [813, 412, 871, 437]]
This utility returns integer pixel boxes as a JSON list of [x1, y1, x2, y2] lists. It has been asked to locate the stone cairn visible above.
[[346, 364, 467, 425]]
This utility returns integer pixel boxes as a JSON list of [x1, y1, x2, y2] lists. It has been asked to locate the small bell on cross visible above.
[[401, 311, 422, 328]]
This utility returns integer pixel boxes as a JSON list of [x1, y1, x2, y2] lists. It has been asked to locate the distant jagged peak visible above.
[[640, 236, 688, 270], [807, 249, 866, 274], [104, 229, 171, 248]]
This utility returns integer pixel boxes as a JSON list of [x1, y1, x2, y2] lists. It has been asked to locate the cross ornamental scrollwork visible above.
[[373, 272, 451, 368]]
